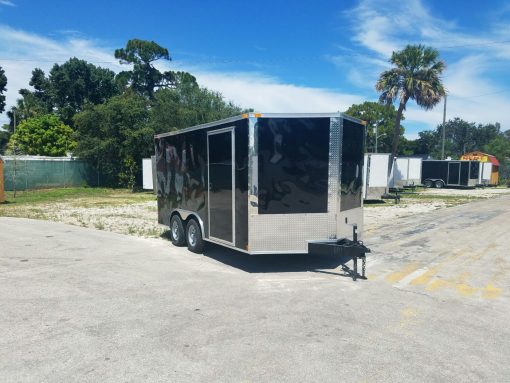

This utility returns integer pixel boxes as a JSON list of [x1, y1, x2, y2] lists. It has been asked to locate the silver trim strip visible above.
[[247, 116, 258, 217], [250, 250, 309, 255], [207, 126, 236, 136], [307, 239, 338, 244], [203, 238, 250, 254], [232, 128, 236, 245], [337, 115, 344, 226], [155, 115, 246, 138], [257, 113, 363, 124], [259, 113, 339, 118]]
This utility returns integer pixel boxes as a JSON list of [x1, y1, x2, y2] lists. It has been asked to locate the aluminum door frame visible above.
[[447, 161, 461, 185], [206, 126, 236, 246]]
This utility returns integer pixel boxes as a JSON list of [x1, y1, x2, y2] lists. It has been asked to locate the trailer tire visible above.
[[423, 180, 433, 188], [435, 180, 444, 189], [170, 215, 186, 246], [186, 218, 204, 253]]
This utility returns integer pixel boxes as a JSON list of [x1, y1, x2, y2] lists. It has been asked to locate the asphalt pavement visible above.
[[1, 196, 509, 382]]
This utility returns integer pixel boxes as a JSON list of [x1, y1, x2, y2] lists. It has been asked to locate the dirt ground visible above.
[[1, 187, 510, 239], [1, 199, 163, 238]]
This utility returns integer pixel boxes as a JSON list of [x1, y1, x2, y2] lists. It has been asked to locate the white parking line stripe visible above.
[[393, 267, 429, 288]]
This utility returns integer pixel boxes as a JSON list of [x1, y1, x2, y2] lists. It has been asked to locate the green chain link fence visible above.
[[2, 156, 99, 191]]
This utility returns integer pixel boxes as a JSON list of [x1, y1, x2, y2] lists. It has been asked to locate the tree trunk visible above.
[[391, 98, 407, 157]]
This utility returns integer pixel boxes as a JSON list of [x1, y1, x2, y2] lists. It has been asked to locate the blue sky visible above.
[[1, 0, 510, 138]]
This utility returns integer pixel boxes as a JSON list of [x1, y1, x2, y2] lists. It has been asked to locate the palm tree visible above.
[[376, 44, 446, 156]]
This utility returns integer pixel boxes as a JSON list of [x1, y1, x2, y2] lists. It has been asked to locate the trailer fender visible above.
[[170, 209, 205, 237]]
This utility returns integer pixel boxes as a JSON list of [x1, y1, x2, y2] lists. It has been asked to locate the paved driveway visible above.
[[1, 196, 509, 382]]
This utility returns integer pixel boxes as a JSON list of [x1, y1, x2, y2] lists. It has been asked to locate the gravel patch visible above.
[[420, 187, 510, 198], [4, 200, 167, 238], [364, 200, 448, 233], [363, 187, 510, 233]]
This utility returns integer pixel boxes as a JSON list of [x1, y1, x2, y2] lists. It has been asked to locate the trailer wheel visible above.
[[186, 218, 204, 253], [434, 180, 444, 189], [170, 215, 186, 246], [423, 180, 433, 188]]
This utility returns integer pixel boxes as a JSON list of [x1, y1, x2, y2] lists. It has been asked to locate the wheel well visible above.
[[169, 210, 205, 236]]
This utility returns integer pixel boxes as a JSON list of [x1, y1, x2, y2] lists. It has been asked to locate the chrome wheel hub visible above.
[[172, 220, 179, 240], [188, 225, 197, 247]]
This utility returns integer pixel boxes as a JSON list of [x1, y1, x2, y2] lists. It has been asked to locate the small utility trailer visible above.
[[421, 160, 480, 188], [155, 113, 370, 278]]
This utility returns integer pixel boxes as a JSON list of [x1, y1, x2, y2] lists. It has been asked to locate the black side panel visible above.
[[469, 161, 479, 180], [156, 118, 249, 251], [234, 122, 249, 250], [421, 161, 447, 183], [340, 119, 365, 212], [155, 129, 208, 227], [257, 117, 330, 214], [460, 162, 469, 185]]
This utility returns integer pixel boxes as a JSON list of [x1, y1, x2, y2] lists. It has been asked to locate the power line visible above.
[[448, 88, 510, 100], [440, 39, 510, 49]]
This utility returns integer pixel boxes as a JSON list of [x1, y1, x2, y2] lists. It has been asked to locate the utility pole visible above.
[[373, 123, 385, 154], [441, 94, 447, 160], [374, 125, 378, 153], [13, 109, 17, 198]]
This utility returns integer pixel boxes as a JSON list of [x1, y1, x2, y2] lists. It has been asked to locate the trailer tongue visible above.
[[308, 224, 371, 281]]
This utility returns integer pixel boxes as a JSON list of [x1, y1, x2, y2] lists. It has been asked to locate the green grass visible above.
[[401, 193, 481, 201], [1, 187, 155, 207]]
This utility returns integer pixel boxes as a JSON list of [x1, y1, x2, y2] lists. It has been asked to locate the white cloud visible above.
[[340, 0, 510, 132], [193, 70, 363, 112], [0, 0, 15, 6], [0, 24, 364, 126], [0, 24, 124, 124]]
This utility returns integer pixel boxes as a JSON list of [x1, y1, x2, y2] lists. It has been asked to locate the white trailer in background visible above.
[[362, 153, 391, 200], [389, 157, 422, 188], [479, 162, 493, 185], [142, 157, 156, 191]]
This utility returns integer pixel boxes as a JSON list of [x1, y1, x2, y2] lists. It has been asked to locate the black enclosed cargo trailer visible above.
[[421, 160, 480, 188], [155, 113, 369, 263]]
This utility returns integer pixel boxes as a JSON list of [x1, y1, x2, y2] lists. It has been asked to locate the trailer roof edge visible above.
[[154, 112, 364, 139], [154, 114, 247, 138]]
